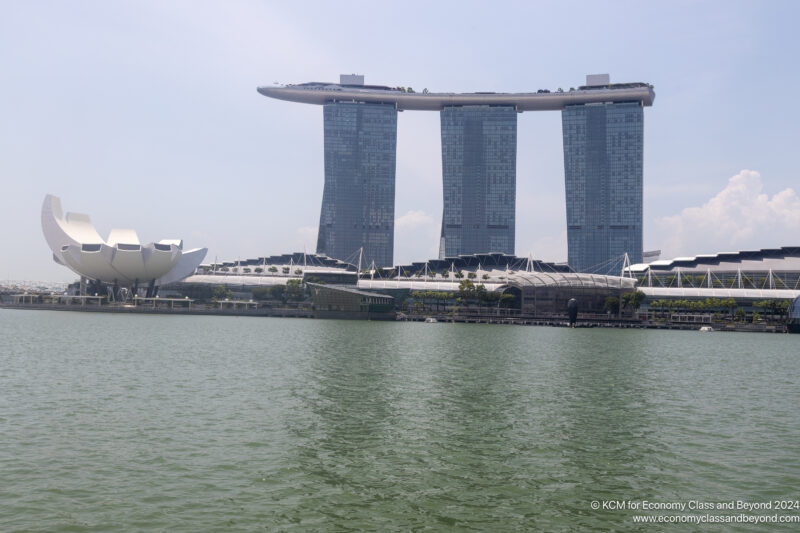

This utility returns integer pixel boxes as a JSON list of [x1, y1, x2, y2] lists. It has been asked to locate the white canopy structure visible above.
[[42, 195, 207, 287]]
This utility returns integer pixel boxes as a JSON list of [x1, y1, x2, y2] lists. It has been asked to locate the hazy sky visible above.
[[3, 0, 799, 281]]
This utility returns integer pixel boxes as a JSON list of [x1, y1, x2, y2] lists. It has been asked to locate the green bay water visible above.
[[1, 309, 799, 532]]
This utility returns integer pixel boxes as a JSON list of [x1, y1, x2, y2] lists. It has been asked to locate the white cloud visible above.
[[394, 210, 439, 263], [395, 210, 434, 230], [518, 230, 569, 264], [295, 226, 318, 250], [652, 170, 800, 258]]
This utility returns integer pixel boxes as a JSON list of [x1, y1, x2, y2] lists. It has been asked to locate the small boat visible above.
[[424, 317, 438, 323], [699, 326, 713, 332]]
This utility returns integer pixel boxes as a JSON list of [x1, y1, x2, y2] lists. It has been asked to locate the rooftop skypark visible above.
[[257, 76, 655, 111]]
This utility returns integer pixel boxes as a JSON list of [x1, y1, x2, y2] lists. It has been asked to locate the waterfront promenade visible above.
[[1, 301, 789, 333]]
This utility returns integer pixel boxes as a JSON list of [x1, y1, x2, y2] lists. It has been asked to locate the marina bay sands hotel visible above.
[[258, 74, 655, 272]]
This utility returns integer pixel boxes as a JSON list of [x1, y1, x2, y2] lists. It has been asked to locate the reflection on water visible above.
[[1, 310, 799, 531]]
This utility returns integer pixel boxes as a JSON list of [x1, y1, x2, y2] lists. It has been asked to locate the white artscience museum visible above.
[[42, 195, 207, 296]]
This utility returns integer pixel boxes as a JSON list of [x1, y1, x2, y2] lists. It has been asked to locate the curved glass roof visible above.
[[507, 271, 636, 290]]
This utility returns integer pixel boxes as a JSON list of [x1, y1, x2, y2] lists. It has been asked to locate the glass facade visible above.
[[439, 106, 517, 258], [317, 102, 397, 268], [562, 102, 643, 273], [790, 296, 800, 320]]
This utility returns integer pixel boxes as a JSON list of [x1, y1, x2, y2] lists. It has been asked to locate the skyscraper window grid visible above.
[[562, 101, 643, 273], [318, 102, 397, 268], [439, 105, 517, 258]]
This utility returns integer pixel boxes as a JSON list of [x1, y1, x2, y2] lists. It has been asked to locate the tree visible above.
[[467, 272, 476, 279], [270, 285, 286, 300], [482, 274, 489, 280], [268, 266, 278, 273], [286, 279, 304, 300], [621, 290, 646, 310], [254, 267, 263, 274], [604, 296, 619, 314], [294, 269, 303, 275], [458, 279, 475, 299], [282, 266, 290, 274], [725, 298, 737, 319], [475, 283, 487, 301], [252, 286, 276, 300], [454, 270, 464, 279], [499, 294, 515, 307], [212, 285, 233, 301]]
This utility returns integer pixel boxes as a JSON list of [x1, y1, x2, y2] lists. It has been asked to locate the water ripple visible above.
[[1, 310, 799, 531]]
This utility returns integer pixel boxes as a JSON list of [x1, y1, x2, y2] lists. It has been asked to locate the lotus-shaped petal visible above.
[[42, 195, 207, 286]]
